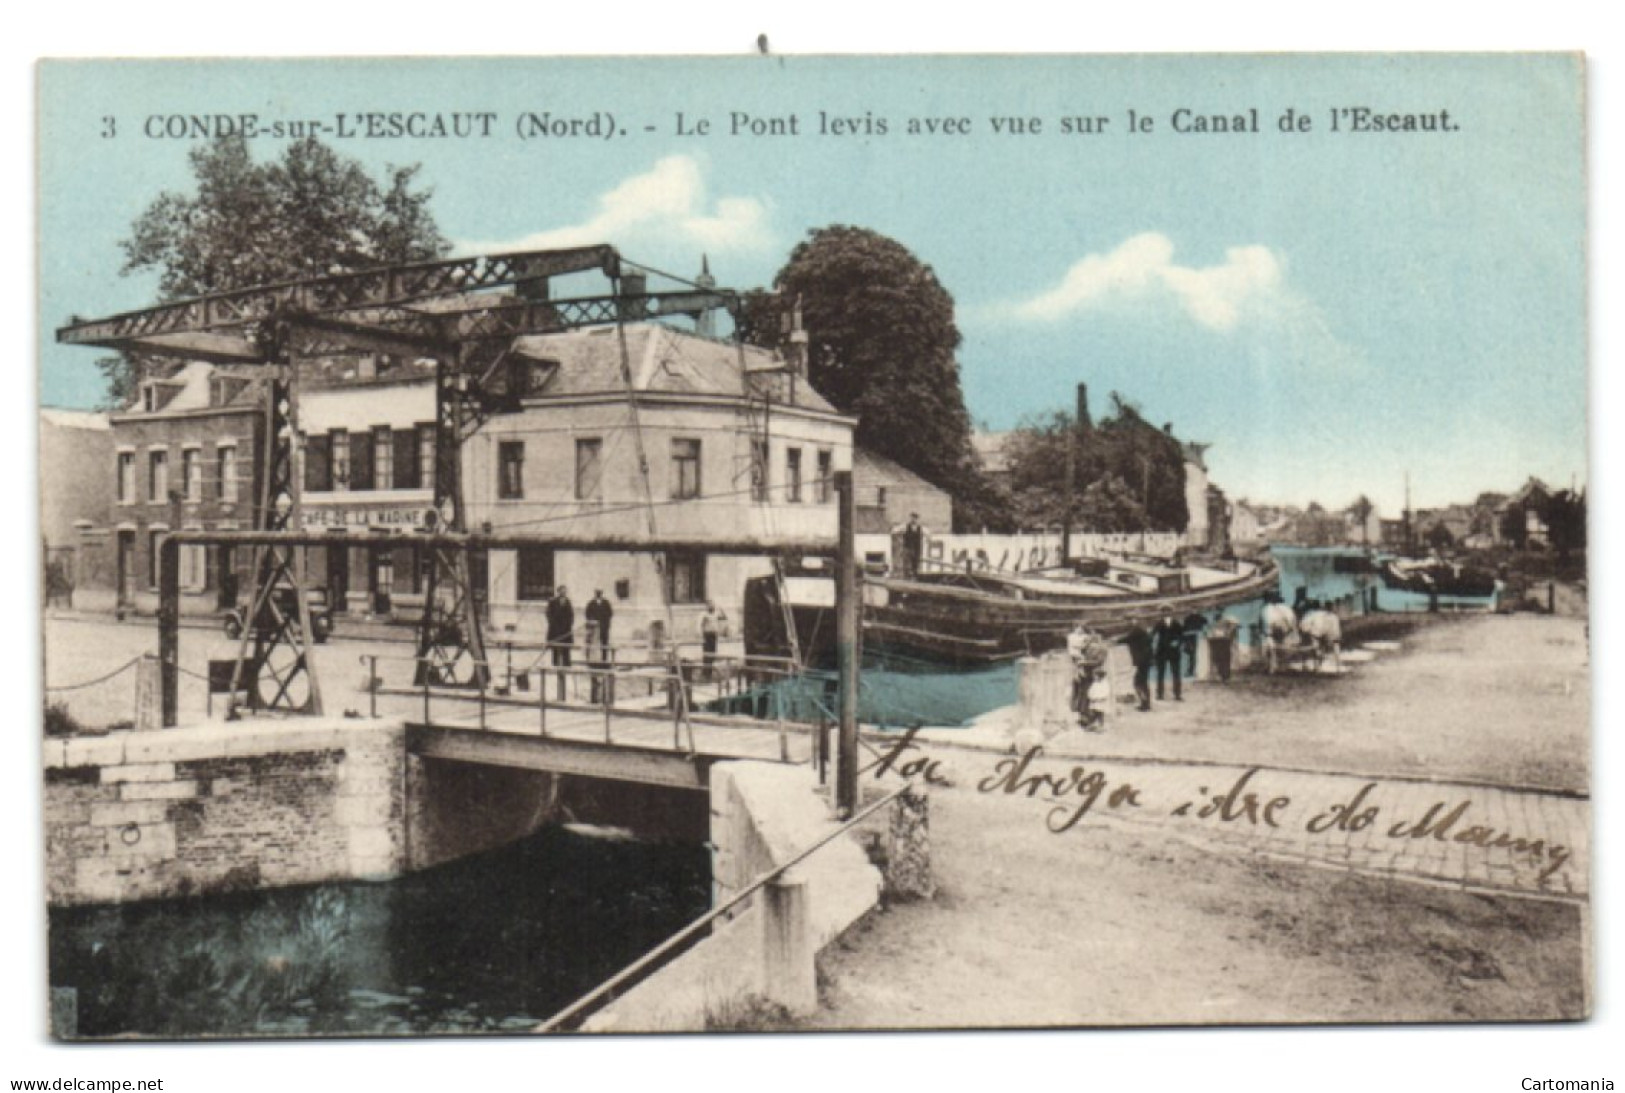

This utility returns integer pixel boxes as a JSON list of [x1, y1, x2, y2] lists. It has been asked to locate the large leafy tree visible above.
[[1001, 395, 1190, 534], [101, 136, 449, 405], [739, 226, 1002, 529]]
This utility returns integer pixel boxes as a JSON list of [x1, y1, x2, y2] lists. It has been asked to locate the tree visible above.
[[102, 135, 450, 405], [740, 226, 1000, 528], [1499, 504, 1529, 550], [1349, 494, 1374, 547], [1546, 489, 1587, 564], [998, 394, 1189, 534]]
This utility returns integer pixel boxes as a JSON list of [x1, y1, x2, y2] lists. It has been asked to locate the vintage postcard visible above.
[[35, 53, 1590, 1048]]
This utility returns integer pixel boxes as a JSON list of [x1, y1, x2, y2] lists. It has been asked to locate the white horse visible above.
[[1299, 609, 1343, 673], [1261, 603, 1299, 674]]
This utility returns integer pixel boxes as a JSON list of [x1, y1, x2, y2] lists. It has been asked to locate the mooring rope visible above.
[[45, 655, 144, 693]]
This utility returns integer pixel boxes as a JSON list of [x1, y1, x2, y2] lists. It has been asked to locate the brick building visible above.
[[97, 363, 265, 616], [296, 358, 438, 620], [40, 408, 112, 606]]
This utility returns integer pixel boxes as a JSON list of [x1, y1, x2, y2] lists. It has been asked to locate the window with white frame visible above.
[[182, 448, 201, 502], [148, 449, 169, 503], [117, 452, 135, 504], [217, 444, 238, 502], [664, 551, 707, 604], [575, 438, 602, 500], [786, 447, 803, 503], [498, 441, 525, 499], [671, 438, 701, 500]]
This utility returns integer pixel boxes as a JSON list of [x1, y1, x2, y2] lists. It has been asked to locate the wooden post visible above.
[[158, 534, 179, 727], [537, 667, 548, 737], [834, 469, 859, 818], [760, 870, 817, 1015]]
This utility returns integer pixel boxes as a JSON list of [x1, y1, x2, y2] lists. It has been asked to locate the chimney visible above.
[[1075, 383, 1092, 434]]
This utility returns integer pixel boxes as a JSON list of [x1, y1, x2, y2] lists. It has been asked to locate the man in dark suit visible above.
[[1122, 618, 1155, 712], [1154, 614, 1185, 701], [546, 586, 574, 701], [900, 514, 926, 579], [585, 589, 614, 703], [585, 589, 614, 660]]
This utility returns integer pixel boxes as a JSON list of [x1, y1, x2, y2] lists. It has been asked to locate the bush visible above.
[[44, 702, 83, 738]]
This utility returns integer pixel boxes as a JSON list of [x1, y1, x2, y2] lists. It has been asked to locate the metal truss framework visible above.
[[59, 244, 738, 715]]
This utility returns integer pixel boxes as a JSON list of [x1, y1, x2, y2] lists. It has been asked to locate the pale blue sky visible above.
[[38, 55, 1586, 514]]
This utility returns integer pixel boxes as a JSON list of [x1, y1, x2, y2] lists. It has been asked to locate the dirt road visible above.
[[801, 612, 1590, 1029]]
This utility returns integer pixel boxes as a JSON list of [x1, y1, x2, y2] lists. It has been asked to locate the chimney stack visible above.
[[1076, 383, 1092, 434]]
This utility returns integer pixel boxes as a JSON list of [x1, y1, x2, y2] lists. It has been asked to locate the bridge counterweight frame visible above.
[[65, 244, 751, 721]]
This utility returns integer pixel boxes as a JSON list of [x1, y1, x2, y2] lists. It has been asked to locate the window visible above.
[[786, 447, 803, 503], [218, 445, 238, 502], [671, 438, 701, 500], [575, 438, 602, 500], [148, 450, 168, 503], [148, 530, 163, 588], [750, 438, 769, 502], [417, 424, 436, 493], [304, 434, 332, 492], [498, 441, 526, 499], [373, 426, 393, 491], [393, 427, 420, 489], [330, 431, 350, 491], [665, 551, 707, 604], [517, 546, 554, 601], [816, 449, 834, 503], [117, 452, 135, 504], [350, 431, 375, 491], [182, 448, 201, 502], [180, 542, 207, 591]]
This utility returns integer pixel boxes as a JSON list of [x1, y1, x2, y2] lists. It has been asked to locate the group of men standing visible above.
[[543, 587, 616, 701], [1068, 610, 1242, 726], [544, 586, 616, 663], [1119, 612, 1240, 712]]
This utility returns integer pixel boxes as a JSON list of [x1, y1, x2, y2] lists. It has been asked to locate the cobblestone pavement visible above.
[[893, 743, 1588, 902]]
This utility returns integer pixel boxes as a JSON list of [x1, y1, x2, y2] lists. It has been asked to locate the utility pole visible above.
[[1061, 431, 1074, 564], [1063, 383, 1091, 564], [834, 469, 859, 818]]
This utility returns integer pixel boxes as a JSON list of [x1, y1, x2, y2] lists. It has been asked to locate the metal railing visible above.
[[537, 783, 907, 1033], [365, 643, 814, 762]]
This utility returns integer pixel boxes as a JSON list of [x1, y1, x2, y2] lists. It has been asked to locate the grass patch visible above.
[[703, 993, 796, 1032]]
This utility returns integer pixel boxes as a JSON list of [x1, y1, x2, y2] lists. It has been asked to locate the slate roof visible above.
[[512, 324, 841, 414]]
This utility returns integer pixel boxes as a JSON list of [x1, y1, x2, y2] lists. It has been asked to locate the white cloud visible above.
[[457, 155, 771, 255], [1011, 232, 1285, 331]]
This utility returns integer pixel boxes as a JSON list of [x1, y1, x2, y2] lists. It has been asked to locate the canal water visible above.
[[710, 547, 1495, 731], [49, 825, 710, 1038]]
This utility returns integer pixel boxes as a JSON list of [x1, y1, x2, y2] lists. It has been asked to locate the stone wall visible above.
[[45, 719, 407, 907], [582, 761, 881, 1032], [404, 757, 560, 873]]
